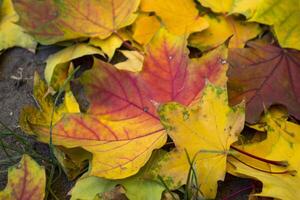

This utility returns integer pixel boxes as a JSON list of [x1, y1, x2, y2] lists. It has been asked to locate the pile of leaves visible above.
[[0, 0, 300, 199]]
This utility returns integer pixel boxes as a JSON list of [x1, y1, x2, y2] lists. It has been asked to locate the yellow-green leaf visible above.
[[156, 83, 245, 198], [0, 0, 36, 51], [231, 0, 300, 50], [0, 155, 46, 200]]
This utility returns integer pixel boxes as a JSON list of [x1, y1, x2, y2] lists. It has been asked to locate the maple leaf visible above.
[[12, 0, 140, 44], [228, 107, 300, 200], [0, 0, 36, 51], [228, 40, 300, 123], [140, 0, 209, 36], [230, 0, 300, 50], [132, 13, 161, 46], [189, 15, 261, 51], [0, 155, 46, 200], [153, 84, 245, 199], [23, 28, 228, 179]]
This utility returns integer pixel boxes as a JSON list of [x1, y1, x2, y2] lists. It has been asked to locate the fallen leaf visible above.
[[70, 176, 164, 200], [89, 34, 123, 60], [140, 0, 209, 36], [155, 84, 245, 198], [70, 150, 166, 200], [19, 72, 80, 136], [13, 0, 140, 44], [0, 0, 36, 51], [132, 13, 161, 45], [198, 0, 233, 13], [231, 0, 300, 50], [228, 107, 300, 200], [45, 43, 104, 87], [189, 15, 261, 50], [115, 50, 144, 72], [228, 40, 300, 123], [0, 155, 46, 200], [24, 28, 228, 179]]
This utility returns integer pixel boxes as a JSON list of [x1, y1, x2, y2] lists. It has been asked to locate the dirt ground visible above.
[[0, 47, 264, 200]]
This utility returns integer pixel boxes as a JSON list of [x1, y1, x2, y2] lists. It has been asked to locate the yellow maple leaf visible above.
[[0, 155, 46, 200], [156, 83, 245, 198], [0, 0, 36, 51], [228, 107, 300, 200], [132, 13, 161, 45], [189, 15, 261, 50], [140, 0, 209, 36]]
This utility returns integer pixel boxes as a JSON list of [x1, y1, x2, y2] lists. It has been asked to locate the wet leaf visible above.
[[228, 41, 300, 123], [228, 107, 300, 200], [155, 84, 245, 198], [25, 28, 228, 179], [140, 0, 209, 36], [0, 0, 36, 51], [13, 0, 140, 44], [0, 155, 46, 200]]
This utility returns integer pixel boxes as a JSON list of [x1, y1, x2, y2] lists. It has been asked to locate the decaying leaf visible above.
[[13, 0, 140, 44], [189, 15, 261, 50], [228, 40, 300, 123], [23, 28, 228, 179], [230, 0, 300, 50], [54, 146, 92, 180], [228, 107, 300, 200], [0, 155, 46, 200], [0, 0, 36, 51], [154, 84, 245, 199], [140, 0, 209, 36]]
